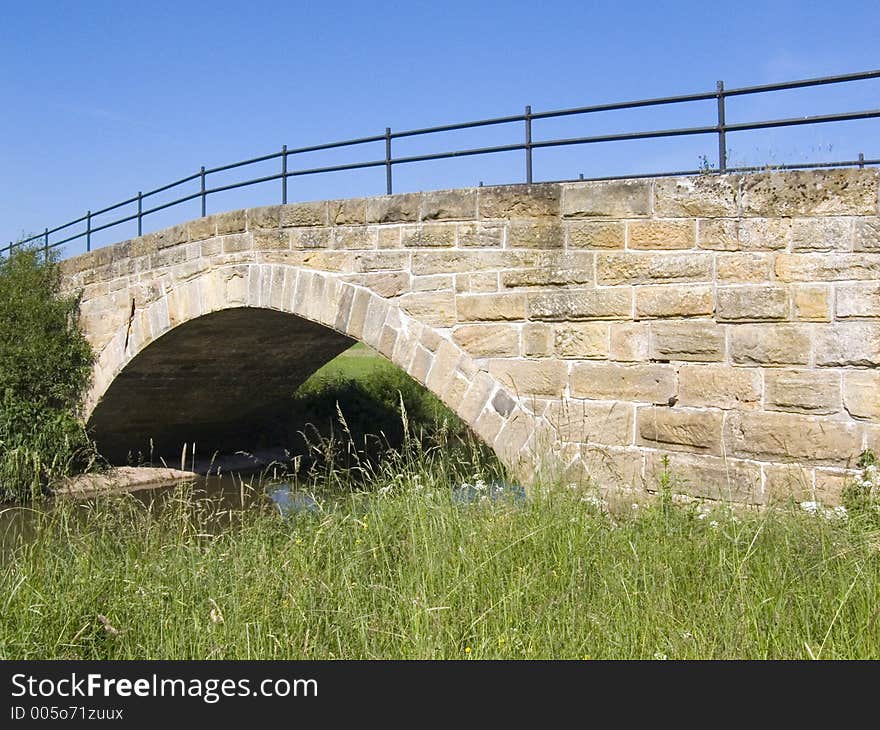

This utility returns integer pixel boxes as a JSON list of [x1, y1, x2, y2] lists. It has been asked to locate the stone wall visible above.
[[62, 168, 880, 504]]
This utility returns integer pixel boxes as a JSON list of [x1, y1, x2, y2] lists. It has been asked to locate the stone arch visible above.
[[83, 262, 543, 476]]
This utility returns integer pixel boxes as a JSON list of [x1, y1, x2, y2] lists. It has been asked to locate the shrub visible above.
[[0, 246, 94, 501]]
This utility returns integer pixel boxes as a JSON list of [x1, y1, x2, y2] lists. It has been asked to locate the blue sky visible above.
[[1, 0, 878, 252]]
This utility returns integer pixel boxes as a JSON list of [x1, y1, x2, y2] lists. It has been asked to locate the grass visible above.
[[2, 442, 880, 659]]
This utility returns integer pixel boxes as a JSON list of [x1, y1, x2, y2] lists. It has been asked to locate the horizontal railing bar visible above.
[[530, 91, 719, 121], [724, 109, 880, 132], [285, 159, 387, 177], [284, 134, 387, 156], [140, 191, 203, 217], [141, 171, 202, 199], [390, 143, 526, 165], [725, 69, 880, 97], [391, 113, 526, 139], [205, 172, 284, 195], [90, 193, 141, 219], [532, 125, 718, 149], [206, 151, 284, 175]]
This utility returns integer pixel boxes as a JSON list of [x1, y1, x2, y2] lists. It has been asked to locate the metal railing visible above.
[[6, 69, 879, 259]]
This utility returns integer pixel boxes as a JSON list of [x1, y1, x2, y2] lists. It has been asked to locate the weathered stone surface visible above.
[[562, 180, 651, 218], [596, 252, 713, 285], [724, 411, 864, 465], [281, 201, 328, 227], [501, 266, 593, 288], [635, 285, 713, 319], [814, 323, 880, 367], [488, 359, 567, 397], [456, 222, 504, 247], [627, 219, 695, 250], [527, 289, 631, 321], [792, 285, 831, 321], [420, 190, 477, 221], [570, 362, 676, 404], [843, 371, 880, 420], [853, 217, 880, 252], [715, 253, 774, 283], [677, 365, 761, 410], [452, 324, 519, 357], [644, 452, 762, 504], [398, 292, 456, 327], [553, 323, 609, 359], [715, 286, 789, 322], [650, 321, 725, 362], [609, 322, 651, 362], [479, 184, 560, 219], [522, 323, 553, 357], [637, 406, 723, 454], [698, 218, 790, 251], [764, 369, 840, 415], [401, 224, 456, 248], [506, 220, 563, 249], [835, 282, 880, 319], [566, 221, 625, 249], [329, 199, 366, 225], [729, 324, 811, 365], [740, 169, 878, 217], [653, 175, 739, 218], [457, 293, 527, 321], [548, 400, 634, 446], [775, 253, 880, 282], [790, 217, 853, 251]]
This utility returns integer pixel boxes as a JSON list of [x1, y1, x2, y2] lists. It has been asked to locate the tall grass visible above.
[[2, 435, 879, 660]]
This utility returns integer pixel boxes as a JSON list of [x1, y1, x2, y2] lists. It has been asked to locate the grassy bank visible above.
[[3, 446, 879, 659]]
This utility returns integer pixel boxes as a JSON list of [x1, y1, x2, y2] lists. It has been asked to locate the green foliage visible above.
[[0, 246, 94, 501], [842, 449, 879, 523]]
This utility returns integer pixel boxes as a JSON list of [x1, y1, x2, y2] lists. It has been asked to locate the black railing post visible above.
[[385, 127, 392, 195], [281, 145, 288, 204], [43, 228, 49, 259], [858, 152, 865, 169], [137, 191, 143, 237], [716, 80, 727, 173], [200, 166, 207, 217], [86, 211, 91, 252], [525, 105, 533, 184]]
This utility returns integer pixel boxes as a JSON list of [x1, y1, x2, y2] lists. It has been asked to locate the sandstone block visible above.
[[562, 180, 650, 218], [677, 365, 761, 410], [401, 224, 456, 248], [399, 292, 457, 327], [698, 218, 790, 251], [764, 369, 841, 415], [715, 286, 789, 322], [853, 217, 880, 252], [644, 451, 762, 504], [457, 293, 526, 321], [835, 282, 880, 319], [456, 222, 504, 247], [724, 411, 864, 465], [637, 406, 723, 454], [814, 323, 880, 367], [329, 199, 366, 225], [792, 285, 831, 321], [522, 323, 553, 357], [762, 464, 818, 505], [729, 324, 811, 365], [627, 219, 695, 250], [354, 250, 409, 273], [843, 371, 880, 420], [289, 227, 331, 249], [567, 221, 625, 249], [247, 206, 281, 230], [452, 325, 519, 357], [740, 169, 878, 217], [596, 252, 713, 285], [215, 210, 246, 234], [548, 400, 634, 446], [420, 190, 477, 221], [553, 323, 609, 359], [479, 184, 560, 219], [501, 266, 594, 289], [650, 321, 725, 362], [281, 201, 328, 227], [365, 194, 420, 224], [775, 253, 880, 282], [527, 289, 631, 321], [653, 175, 739, 217], [506, 220, 563, 249], [187, 216, 215, 241], [790, 217, 853, 251], [414, 274, 454, 292], [488, 359, 568, 397], [570, 362, 676, 404], [332, 226, 374, 250], [635, 285, 713, 319], [715, 253, 773, 283], [609, 322, 651, 361]]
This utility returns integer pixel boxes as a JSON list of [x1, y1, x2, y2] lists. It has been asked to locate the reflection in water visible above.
[[267, 485, 320, 516]]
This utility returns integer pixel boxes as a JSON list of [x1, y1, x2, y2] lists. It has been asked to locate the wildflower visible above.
[[681, 631, 693, 640], [709, 520, 719, 529], [800, 501, 821, 515], [631, 503, 640, 511], [464, 646, 472, 655], [653, 652, 668, 660], [696, 512, 708, 520]]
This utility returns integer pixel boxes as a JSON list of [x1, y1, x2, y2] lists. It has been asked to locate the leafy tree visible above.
[[0, 245, 94, 500]]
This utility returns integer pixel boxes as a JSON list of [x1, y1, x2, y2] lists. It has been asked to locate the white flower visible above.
[[653, 652, 668, 660], [800, 501, 821, 514], [697, 512, 708, 520], [709, 520, 719, 529], [631, 503, 640, 510]]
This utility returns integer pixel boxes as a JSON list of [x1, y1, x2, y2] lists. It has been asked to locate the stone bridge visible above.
[[60, 169, 880, 504]]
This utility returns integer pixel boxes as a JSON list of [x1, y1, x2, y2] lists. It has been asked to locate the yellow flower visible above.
[[464, 646, 472, 654]]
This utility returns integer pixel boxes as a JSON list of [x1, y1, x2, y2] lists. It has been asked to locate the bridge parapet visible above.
[[62, 168, 880, 504]]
